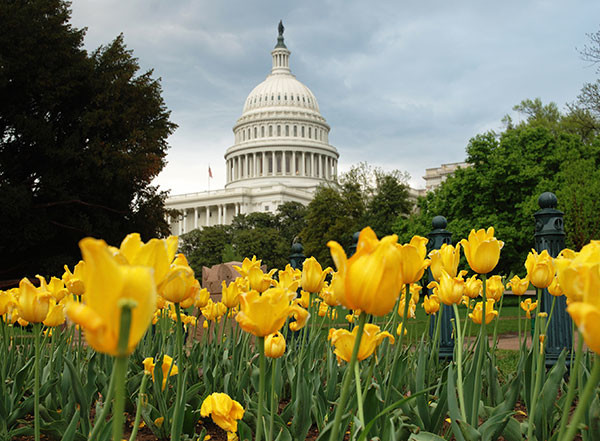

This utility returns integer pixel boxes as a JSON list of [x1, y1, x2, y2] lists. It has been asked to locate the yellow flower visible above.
[[154, 417, 164, 428], [66, 238, 156, 356], [294, 290, 312, 309], [525, 249, 554, 289], [159, 254, 196, 304], [301, 257, 332, 293], [43, 297, 68, 327], [277, 265, 300, 293], [227, 432, 238, 441], [43, 277, 69, 302], [329, 323, 394, 362], [397, 299, 416, 319], [469, 299, 498, 324], [327, 227, 403, 316], [397, 236, 430, 285], [221, 280, 240, 309], [464, 275, 483, 299], [288, 305, 309, 332], [401, 283, 422, 305], [429, 243, 461, 281], [319, 281, 339, 307], [0, 290, 16, 316], [195, 287, 211, 309], [17, 277, 51, 323], [520, 298, 538, 319], [547, 277, 563, 297], [396, 323, 407, 336], [555, 242, 600, 303], [119, 233, 179, 288], [506, 275, 529, 296], [486, 275, 504, 302], [233, 256, 261, 278], [462, 296, 472, 309], [247, 267, 274, 293], [201, 299, 227, 322], [142, 355, 178, 390], [422, 295, 440, 315], [459, 227, 504, 274], [235, 288, 297, 337], [265, 331, 286, 358], [567, 302, 600, 354], [63, 261, 86, 296], [200, 393, 245, 433], [318, 302, 329, 317], [427, 270, 464, 306]]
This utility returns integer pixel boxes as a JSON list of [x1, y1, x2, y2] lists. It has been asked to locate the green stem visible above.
[[128, 373, 148, 441], [517, 303, 522, 349], [256, 337, 266, 441], [491, 294, 503, 353], [34, 323, 41, 441], [557, 331, 584, 438], [112, 301, 134, 441], [328, 312, 367, 441], [384, 288, 411, 406], [563, 356, 600, 441], [526, 310, 545, 441], [89, 369, 116, 440], [269, 358, 277, 441], [354, 361, 365, 429], [470, 273, 487, 426], [543, 295, 557, 335], [170, 303, 185, 441], [452, 304, 467, 422]]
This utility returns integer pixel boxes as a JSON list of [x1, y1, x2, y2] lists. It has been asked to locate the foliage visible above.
[[0, 0, 176, 280], [394, 99, 600, 275]]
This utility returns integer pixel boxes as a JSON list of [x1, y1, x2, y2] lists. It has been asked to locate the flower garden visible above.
[[0, 227, 599, 441]]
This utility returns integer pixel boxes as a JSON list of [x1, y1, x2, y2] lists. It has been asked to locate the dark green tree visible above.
[[0, 0, 176, 280], [179, 225, 233, 274]]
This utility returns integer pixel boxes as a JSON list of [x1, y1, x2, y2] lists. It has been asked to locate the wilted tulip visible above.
[[143, 355, 178, 390], [200, 393, 245, 433], [329, 323, 394, 363]]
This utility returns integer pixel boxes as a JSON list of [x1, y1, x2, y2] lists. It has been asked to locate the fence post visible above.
[[427, 215, 455, 359], [289, 241, 306, 270], [534, 192, 572, 367]]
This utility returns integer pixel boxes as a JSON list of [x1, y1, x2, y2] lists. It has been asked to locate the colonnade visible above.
[[226, 151, 337, 183], [168, 202, 245, 235]]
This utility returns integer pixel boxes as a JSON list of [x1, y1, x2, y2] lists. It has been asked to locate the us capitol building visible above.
[[165, 23, 461, 235]]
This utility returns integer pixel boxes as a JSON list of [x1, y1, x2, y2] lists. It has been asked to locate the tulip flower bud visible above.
[[265, 331, 286, 358]]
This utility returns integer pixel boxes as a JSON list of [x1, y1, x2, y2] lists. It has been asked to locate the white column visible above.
[[223, 204, 228, 224], [292, 151, 296, 175], [194, 207, 198, 229], [245, 155, 250, 178], [311, 153, 315, 177], [270, 152, 274, 175], [302, 152, 306, 176], [253, 153, 257, 177], [181, 211, 187, 234], [235, 203, 239, 216], [218, 205, 222, 224], [205, 206, 210, 227], [262, 152, 266, 176]]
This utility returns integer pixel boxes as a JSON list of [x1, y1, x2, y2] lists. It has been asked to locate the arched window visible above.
[[301, 126, 305, 137], [285, 125, 289, 136], [277, 125, 281, 136], [242, 131, 246, 141], [308, 127, 312, 138], [261, 126, 265, 137], [294, 125, 297, 137], [254, 127, 257, 138], [269, 126, 273, 137]]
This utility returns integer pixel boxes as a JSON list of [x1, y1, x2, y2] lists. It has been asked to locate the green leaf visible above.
[[61, 408, 81, 441], [409, 432, 447, 440], [446, 365, 467, 441]]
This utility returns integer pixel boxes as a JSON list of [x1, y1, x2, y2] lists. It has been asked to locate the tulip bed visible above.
[[1, 228, 599, 441]]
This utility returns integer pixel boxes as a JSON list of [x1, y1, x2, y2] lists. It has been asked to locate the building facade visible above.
[[166, 23, 339, 235]]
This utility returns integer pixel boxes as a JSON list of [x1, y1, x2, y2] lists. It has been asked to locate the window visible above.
[[242, 131, 245, 141], [285, 125, 289, 136], [254, 127, 257, 138], [261, 126, 265, 137], [294, 125, 297, 136], [269, 126, 273, 136], [277, 125, 281, 136], [309, 127, 312, 138], [301, 126, 305, 137], [264, 205, 270, 212]]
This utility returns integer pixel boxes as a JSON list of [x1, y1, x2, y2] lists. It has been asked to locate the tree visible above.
[[0, 0, 176, 280], [394, 99, 600, 275]]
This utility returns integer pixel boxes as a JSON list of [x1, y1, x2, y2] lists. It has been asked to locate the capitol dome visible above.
[[225, 22, 339, 189]]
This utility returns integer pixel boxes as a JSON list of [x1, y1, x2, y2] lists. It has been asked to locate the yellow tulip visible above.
[[401, 283, 422, 305], [277, 265, 300, 292], [63, 261, 86, 296], [486, 275, 504, 302], [318, 302, 328, 317], [462, 296, 473, 309], [397, 299, 416, 319], [423, 295, 440, 315], [396, 323, 408, 336], [159, 254, 196, 304], [233, 256, 261, 278], [264, 331, 286, 358], [221, 280, 240, 309], [459, 227, 503, 274], [328, 323, 394, 363], [247, 267, 273, 293], [427, 269, 464, 306], [154, 417, 164, 428], [555, 242, 600, 303], [200, 393, 245, 433], [66, 238, 157, 356], [464, 274, 483, 299], [397, 236, 430, 285], [525, 249, 554, 289], [429, 243, 461, 281], [520, 298, 538, 319], [201, 299, 227, 322], [142, 355, 178, 390], [547, 277, 563, 297], [319, 281, 339, 307], [235, 288, 295, 337], [119, 233, 178, 288], [506, 275, 529, 296], [567, 302, 600, 354], [469, 299, 498, 324], [294, 290, 311, 309], [327, 227, 403, 316], [0, 290, 16, 316], [43, 297, 68, 327], [43, 277, 68, 302], [301, 257, 332, 293], [195, 287, 211, 309], [288, 304, 309, 332], [17, 278, 51, 323]]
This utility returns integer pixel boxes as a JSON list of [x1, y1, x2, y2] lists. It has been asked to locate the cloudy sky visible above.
[[69, 0, 600, 194]]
